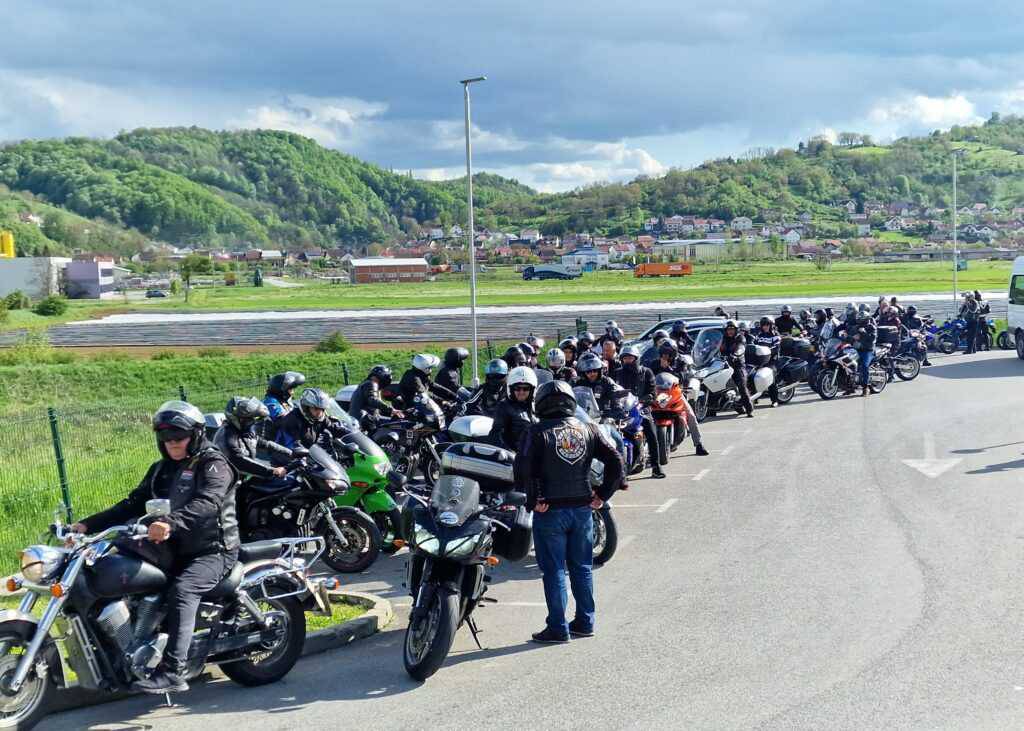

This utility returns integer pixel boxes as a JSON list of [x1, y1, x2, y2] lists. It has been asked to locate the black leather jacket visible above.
[[516, 416, 623, 510], [573, 374, 622, 413], [214, 423, 292, 479], [551, 366, 577, 383], [274, 409, 346, 454], [488, 398, 537, 451], [348, 379, 395, 426], [613, 362, 656, 404], [435, 367, 462, 395], [399, 368, 457, 407], [774, 315, 801, 335], [720, 332, 747, 367], [82, 440, 238, 557], [465, 383, 505, 417]]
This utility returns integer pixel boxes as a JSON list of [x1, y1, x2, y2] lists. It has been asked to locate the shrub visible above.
[[89, 350, 131, 363], [0, 333, 77, 366], [169, 279, 182, 295], [151, 350, 180, 361], [197, 347, 230, 358], [315, 331, 351, 354], [32, 295, 68, 317], [0, 303, 7, 324], [4, 290, 30, 310]]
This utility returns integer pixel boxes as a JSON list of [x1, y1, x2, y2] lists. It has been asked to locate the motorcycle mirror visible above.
[[505, 491, 528, 508], [145, 498, 171, 518]]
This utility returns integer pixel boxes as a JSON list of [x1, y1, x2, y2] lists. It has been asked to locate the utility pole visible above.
[[952, 150, 959, 307], [461, 76, 486, 386]]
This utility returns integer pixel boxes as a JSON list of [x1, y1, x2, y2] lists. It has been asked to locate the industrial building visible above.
[[348, 257, 428, 284], [0, 257, 71, 299], [65, 257, 126, 299]]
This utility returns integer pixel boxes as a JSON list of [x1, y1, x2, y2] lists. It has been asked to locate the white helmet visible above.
[[547, 348, 566, 368], [412, 353, 440, 373], [507, 366, 538, 395]]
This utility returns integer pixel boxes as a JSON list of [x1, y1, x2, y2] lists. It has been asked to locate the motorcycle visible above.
[[813, 339, 887, 399], [650, 374, 686, 468], [690, 329, 775, 419], [605, 392, 648, 476], [237, 443, 382, 573], [401, 476, 530, 680], [0, 501, 328, 730], [935, 317, 993, 353], [372, 395, 447, 487]]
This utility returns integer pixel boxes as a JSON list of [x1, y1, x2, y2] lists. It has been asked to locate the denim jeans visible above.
[[532, 506, 595, 636], [857, 349, 874, 387]]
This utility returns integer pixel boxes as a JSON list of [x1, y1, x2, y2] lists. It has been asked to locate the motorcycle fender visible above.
[[360, 489, 398, 513], [0, 611, 67, 687]]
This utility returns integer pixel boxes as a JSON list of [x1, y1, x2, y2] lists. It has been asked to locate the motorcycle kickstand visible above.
[[466, 616, 484, 650], [163, 692, 174, 708]]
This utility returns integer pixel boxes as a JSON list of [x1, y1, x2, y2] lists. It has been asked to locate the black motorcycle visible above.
[[401, 475, 531, 681], [814, 339, 887, 399], [373, 395, 448, 486], [236, 444, 382, 573], [0, 501, 329, 730]]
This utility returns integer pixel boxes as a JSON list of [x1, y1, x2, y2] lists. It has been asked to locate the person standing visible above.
[[516, 381, 625, 643], [720, 320, 754, 417], [959, 292, 979, 355], [974, 290, 991, 351], [849, 305, 877, 396], [752, 317, 781, 406]]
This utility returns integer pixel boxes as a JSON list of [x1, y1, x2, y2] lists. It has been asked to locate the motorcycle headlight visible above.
[[413, 524, 441, 555], [444, 535, 479, 558], [20, 545, 65, 584], [372, 461, 390, 477], [326, 478, 348, 493]]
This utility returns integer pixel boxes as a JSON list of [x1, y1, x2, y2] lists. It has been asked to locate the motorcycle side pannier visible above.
[[440, 442, 515, 492], [781, 337, 813, 359], [745, 344, 772, 367], [778, 358, 809, 385], [490, 506, 533, 561]]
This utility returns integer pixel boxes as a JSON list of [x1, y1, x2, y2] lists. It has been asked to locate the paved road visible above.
[[11, 292, 1009, 347], [49, 350, 1024, 729]]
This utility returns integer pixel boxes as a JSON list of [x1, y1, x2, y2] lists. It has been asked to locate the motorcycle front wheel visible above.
[[816, 369, 839, 400], [592, 507, 618, 566], [868, 363, 888, 393], [320, 507, 382, 573], [936, 334, 957, 354], [693, 388, 710, 422], [220, 595, 305, 686], [997, 330, 1012, 350], [403, 589, 459, 681], [0, 633, 54, 731], [894, 355, 921, 381], [655, 424, 670, 466]]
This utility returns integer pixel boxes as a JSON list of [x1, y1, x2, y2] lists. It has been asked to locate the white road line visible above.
[[720, 445, 735, 456], [692, 468, 711, 481], [656, 498, 679, 513]]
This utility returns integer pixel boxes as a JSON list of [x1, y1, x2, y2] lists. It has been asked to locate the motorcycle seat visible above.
[[238, 540, 284, 563], [203, 561, 244, 599]]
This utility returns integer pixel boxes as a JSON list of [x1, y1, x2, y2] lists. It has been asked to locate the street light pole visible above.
[[461, 76, 486, 386], [952, 150, 959, 307]]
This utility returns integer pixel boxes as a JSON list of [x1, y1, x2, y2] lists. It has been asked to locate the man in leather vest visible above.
[[72, 401, 238, 695], [516, 381, 624, 643]]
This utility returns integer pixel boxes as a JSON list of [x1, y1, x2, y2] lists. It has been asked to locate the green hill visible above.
[[2, 115, 1024, 252]]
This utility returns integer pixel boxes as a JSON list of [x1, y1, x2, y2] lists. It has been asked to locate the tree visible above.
[[179, 254, 213, 302]]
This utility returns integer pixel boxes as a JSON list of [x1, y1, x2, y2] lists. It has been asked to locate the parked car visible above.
[[625, 317, 728, 357], [145, 289, 168, 298]]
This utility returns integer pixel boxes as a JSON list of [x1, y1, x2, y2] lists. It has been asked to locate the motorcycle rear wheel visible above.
[[592, 507, 618, 566], [868, 363, 888, 393], [894, 355, 921, 381], [0, 633, 54, 731], [220, 595, 305, 686], [997, 330, 1012, 350], [403, 590, 459, 681], [775, 383, 797, 404]]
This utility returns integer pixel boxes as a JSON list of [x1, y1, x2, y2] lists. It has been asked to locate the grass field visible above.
[[8, 261, 1011, 332]]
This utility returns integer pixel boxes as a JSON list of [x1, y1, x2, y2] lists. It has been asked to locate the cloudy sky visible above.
[[3, 1, 1024, 191]]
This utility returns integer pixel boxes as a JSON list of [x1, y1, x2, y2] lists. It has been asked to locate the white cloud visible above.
[[429, 120, 529, 153], [867, 93, 983, 131], [230, 94, 387, 147]]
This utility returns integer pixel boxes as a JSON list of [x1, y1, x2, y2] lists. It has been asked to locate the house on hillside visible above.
[[519, 229, 542, 243], [781, 229, 802, 245], [663, 215, 687, 234], [884, 217, 904, 232], [839, 200, 857, 214], [730, 216, 753, 231], [643, 217, 660, 231]]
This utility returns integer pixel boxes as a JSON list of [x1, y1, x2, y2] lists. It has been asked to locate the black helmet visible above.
[[152, 400, 206, 457], [576, 352, 603, 374], [724, 319, 738, 331], [579, 331, 597, 347], [651, 329, 670, 343], [608, 326, 625, 342], [503, 346, 526, 368], [658, 341, 678, 358], [759, 316, 772, 328], [443, 347, 469, 368], [225, 396, 269, 431], [368, 364, 393, 386], [670, 320, 688, 338], [535, 379, 577, 418], [813, 308, 827, 324], [267, 371, 306, 399], [906, 305, 918, 316], [781, 305, 792, 314], [517, 342, 536, 359], [558, 337, 578, 351], [299, 388, 332, 423]]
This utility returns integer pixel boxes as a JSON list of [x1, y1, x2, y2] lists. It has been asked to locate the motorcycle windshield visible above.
[[573, 387, 601, 420], [429, 475, 481, 527], [326, 400, 361, 432], [308, 445, 346, 482], [341, 431, 386, 460], [415, 395, 446, 429], [692, 329, 724, 368], [825, 339, 848, 358]]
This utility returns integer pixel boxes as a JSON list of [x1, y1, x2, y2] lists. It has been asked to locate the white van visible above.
[[1008, 256, 1024, 358]]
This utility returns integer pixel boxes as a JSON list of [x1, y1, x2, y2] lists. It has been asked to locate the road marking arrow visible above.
[[902, 432, 962, 478]]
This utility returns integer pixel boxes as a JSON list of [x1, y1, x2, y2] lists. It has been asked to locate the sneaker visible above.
[[568, 620, 594, 638], [695, 444, 709, 456], [132, 668, 189, 695], [531, 627, 570, 644], [922, 361, 932, 367], [651, 470, 667, 479]]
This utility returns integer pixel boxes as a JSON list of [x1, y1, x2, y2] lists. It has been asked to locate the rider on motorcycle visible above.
[[613, 344, 664, 478], [436, 347, 469, 395], [399, 353, 458, 407], [774, 305, 801, 336], [559, 337, 579, 369], [349, 365, 401, 430], [465, 359, 508, 417], [721, 320, 754, 417], [670, 320, 694, 354], [72, 401, 238, 695], [488, 366, 539, 450], [546, 347, 578, 382], [502, 345, 528, 370], [574, 352, 622, 412], [901, 306, 932, 367], [649, 342, 709, 456], [275, 388, 349, 453], [752, 317, 781, 406], [640, 329, 671, 369], [215, 397, 294, 480], [578, 331, 598, 355], [597, 321, 624, 348], [263, 371, 305, 421]]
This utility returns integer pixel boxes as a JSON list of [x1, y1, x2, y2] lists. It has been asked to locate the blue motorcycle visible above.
[[606, 392, 648, 475], [935, 317, 993, 353]]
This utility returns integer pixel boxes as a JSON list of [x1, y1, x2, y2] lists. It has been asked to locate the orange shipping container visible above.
[[634, 262, 693, 277]]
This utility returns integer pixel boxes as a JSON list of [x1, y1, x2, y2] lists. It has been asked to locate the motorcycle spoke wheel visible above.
[[775, 384, 796, 404], [220, 596, 305, 687]]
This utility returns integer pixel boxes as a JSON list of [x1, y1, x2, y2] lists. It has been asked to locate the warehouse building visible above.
[[65, 257, 125, 299], [349, 257, 428, 284], [0, 257, 71, 299]]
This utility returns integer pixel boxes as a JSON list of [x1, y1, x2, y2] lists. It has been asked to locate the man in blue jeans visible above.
[[516, 380, 625, 643], [849, 304, 877, 397]]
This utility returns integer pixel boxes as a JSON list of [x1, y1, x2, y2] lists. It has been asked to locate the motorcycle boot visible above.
[[132, 659, 190, 694]]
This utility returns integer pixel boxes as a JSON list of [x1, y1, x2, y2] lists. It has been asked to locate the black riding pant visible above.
[[964, 320, 978, 354], [730, 364, 754, 414], [640, 411, 659, 468], [165, 550, 237, 670]]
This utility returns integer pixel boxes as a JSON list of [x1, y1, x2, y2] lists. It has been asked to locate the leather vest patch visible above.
[[553, 423, 586, 465]]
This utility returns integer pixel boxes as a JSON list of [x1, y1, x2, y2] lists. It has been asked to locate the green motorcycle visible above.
[[327, 403, 407, 554]]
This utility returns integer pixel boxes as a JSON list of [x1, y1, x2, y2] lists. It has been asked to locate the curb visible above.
[[38, 590, 392, 715]]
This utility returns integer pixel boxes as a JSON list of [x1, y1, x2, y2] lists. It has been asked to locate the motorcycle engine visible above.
[[97, 596, 170, 678]]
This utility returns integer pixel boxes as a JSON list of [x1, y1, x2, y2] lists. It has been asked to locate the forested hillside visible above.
[[2, 115, 1024, 253]]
